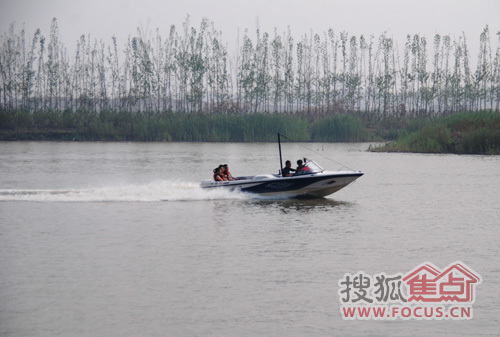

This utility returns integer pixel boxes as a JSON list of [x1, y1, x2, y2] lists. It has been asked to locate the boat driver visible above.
[[296, 159, 305, 171], [294, 159, 310, 175]]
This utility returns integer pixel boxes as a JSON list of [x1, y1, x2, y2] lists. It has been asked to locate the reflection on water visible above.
[[247, 197, 353, 213]]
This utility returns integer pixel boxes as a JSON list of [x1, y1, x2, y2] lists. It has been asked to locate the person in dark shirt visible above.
[[282, 160, 296, 177]]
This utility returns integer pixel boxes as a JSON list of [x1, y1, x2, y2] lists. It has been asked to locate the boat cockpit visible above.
[[292, 159, 324, 176]]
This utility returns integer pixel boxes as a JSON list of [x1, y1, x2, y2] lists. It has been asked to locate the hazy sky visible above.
[[1, 0, 499, 54]]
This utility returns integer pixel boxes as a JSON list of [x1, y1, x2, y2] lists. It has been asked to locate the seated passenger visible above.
[[213, 166, 227, 181], [282, 160, 296, 177], [223, 164, 239, 180]]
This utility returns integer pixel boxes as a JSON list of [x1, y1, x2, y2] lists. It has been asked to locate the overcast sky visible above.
[[1, 0, 499, 54]]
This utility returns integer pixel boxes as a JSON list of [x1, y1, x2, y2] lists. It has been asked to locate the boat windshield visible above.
[[295, 160, 324, 175]]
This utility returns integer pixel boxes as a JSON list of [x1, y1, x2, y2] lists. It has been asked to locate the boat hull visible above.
[[201, 171, 363, 198]]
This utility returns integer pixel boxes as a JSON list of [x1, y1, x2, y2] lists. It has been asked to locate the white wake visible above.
[[0, 180, 250, 202]]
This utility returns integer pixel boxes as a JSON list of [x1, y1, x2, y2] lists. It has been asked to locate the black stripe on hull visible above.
[[242, 173, 362, 195]]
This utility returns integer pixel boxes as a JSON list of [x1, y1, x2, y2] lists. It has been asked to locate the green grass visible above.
[[311, 115, 371, 142], [2, 108, 499, 155], [0, 109, 314, 142], [373, 111, 500, 154]]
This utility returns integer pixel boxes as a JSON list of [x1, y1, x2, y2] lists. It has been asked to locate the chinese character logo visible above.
[[338, 261, 482, 320], [403, 262, 481, 303], [338, 272, 407, 304]]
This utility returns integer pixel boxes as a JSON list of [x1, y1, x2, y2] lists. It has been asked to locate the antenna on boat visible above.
[[278, 132, 283, 175]]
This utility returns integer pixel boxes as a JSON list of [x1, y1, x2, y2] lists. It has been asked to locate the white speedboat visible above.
[[201, 159, 363, 198], [201, 133, 363, 198]]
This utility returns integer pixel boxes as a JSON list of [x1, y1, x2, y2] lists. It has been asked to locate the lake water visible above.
[[0, 141, 499, 336]]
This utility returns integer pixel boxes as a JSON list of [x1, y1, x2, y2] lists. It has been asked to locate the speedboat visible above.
[[201, 133, 363, 198], [201, 159, 363, 198]]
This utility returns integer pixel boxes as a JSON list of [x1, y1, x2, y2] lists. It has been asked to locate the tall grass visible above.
[[375, 111, 500, 154], [383, 125, 452, 153], [311, 115, 371, 142], [3, 108, 498, 154], [0, 109, 313, 142]]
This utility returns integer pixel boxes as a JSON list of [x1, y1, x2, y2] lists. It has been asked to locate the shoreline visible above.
[[1, 110, 499, 155]]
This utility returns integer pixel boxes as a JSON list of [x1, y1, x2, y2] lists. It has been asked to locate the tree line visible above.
[[1, 17, 499, 119]]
